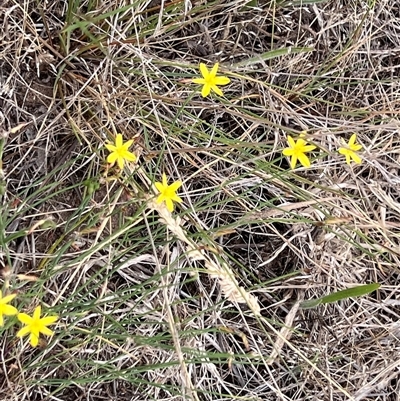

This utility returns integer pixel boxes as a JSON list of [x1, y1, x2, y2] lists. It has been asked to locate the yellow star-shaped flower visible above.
[[155, 173, 183, 212], [338, 134, 362, 165], [192, 63, 231, 97], [105, 133, 136, 170], [17, 305, 58, 347], [0, 290, 18, 327], [282, 135, 317, 169]]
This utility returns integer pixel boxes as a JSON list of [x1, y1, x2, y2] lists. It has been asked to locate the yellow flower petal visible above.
[[156, 193, 166, 204], [115, 134, 123, 147], [17, 312, 33, 325], [287, 136, 296, 148], [201, 84, 211, 97], [155, 182, 164, 192], [30, 333, 39, 347], [162, 173, 168, 187], [282, 148, 294, 156], [296, 138, 307, 147], [302, 145, 317, 152], [165, 198, 174, 212], [199, 63, 209, 78], [2, 304, 18, 316], [40, 316, 58, 326], [192, 78, 206, 84], [348, 133, 357, 146], [214, 76, 231, 85], [0, 289, 18, 326], [121, 151, 136, 162], [118, 157, 125, 170], [170, 194, 183, 203], [0, 293, 17, 304], [290, 155, 298, 169], [39, 326, 54, 336], [298, 153, 311, 168], [107, 152, 118, 164], [123, 139, 134, 149], [210, 63, 219, 77], [169, 180, 182, 191], [17, 325, 32, 338], [104, 143, 116, 152], [211, 85, 223, 97], [33, 306, 42, 320]]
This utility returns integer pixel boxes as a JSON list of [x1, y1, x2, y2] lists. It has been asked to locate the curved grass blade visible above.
[[300, 283, 381, 309]]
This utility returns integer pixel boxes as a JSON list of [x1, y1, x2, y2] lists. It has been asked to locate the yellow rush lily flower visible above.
[[105, 133, 136, 170], [155, 173, 183, 212], [282, 135, 317, 169], [0, 290, 18, 327], [17, 305, 58, 347], [338, 134, 362, 165], [192, 63, 231, 97]]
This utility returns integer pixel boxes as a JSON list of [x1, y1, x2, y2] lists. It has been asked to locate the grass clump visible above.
[[1, 0, 400, 400]]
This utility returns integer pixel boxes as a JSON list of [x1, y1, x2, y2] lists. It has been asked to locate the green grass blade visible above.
[[280, 0, 329, 5], [233, 47, 313, 68], [300, 283, 381, 309]]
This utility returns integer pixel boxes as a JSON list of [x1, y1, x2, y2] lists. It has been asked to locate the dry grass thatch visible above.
[[1, 0, 400, 400]]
